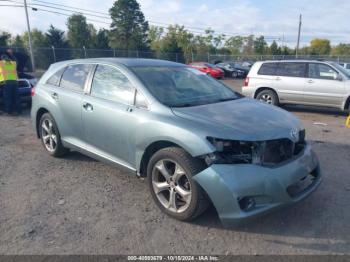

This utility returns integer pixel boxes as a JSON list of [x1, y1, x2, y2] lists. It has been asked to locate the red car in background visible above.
[[188, 62, 224, 79]]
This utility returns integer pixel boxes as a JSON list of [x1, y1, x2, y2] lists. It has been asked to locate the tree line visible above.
[[1, 0, 350, 64]]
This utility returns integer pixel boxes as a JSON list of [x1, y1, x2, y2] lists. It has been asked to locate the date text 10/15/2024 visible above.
[[127, 255, 220, 261]]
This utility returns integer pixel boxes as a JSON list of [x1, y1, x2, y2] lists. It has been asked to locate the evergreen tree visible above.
[[254, 36, 267, 55], [67, 14, 91, 49], [109, 0, 149, 50], [94, 29, 110, 49], [46, 25, 67, 48], [0, 31, 11, 46]]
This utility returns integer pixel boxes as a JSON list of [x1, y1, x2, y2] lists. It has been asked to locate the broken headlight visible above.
[[205, 137, 265, 165]]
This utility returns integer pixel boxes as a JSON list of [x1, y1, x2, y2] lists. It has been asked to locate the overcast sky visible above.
[[1, 0, 349, 47]]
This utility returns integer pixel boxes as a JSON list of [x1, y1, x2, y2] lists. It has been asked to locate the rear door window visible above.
[[258, 63, 277, 75], [90, 64, 135, 105], [60, 64, 93, 92], [276, 62, 306, 78]]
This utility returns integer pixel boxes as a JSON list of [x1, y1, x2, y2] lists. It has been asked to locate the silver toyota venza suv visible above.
[[31, 58, 321, 226], [243, 60, 350, 112]]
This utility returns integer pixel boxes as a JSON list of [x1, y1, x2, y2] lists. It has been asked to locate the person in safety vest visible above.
[[0, 54, 21, 115]]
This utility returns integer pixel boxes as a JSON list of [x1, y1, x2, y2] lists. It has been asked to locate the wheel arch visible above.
[[254, 86, 279, 99], [138, 140, 208, 178], [344, 95, 350, 111]]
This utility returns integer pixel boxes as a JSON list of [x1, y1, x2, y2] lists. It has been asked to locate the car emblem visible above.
[[290, 128, 299, 141]]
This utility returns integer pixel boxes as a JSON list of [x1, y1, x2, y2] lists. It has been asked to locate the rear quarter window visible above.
[[258, 63, 277, 75], [60, 64, 93, 92], [46, 67, 66, 86]]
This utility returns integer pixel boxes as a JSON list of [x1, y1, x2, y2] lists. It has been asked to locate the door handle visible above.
[[307, 79, 314, 83], [51, 92, 58, 100], [275, 77, 281, 81], [83, 102, 93, 111]]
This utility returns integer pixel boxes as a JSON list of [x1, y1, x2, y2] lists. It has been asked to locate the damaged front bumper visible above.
[[193, 143, 321, 227]]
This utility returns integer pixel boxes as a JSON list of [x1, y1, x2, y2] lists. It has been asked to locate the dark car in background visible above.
[[188, 62, 224, 79], [18, 72, 38, 87], [216, 62, 247, 78], [215, 61, 251, 78], [0, 78, 33, 107]]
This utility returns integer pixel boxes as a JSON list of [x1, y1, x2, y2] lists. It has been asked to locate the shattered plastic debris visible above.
[[313, 122, 328, 126]]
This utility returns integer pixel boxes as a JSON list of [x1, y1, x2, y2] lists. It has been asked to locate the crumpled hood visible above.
[[172, 98, 303, 141]]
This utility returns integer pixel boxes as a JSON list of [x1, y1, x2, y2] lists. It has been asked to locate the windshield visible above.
[[330, 62, 350, 78], [131, 66, 240, 107]]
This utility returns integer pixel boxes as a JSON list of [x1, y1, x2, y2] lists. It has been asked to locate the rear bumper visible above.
[[210, 71, 225, 79], [193, 143, 321, 227], [241, 86, 256, 97], [212, 74, 224, 79]]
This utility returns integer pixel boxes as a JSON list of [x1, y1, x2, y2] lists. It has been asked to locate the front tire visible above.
[[256, 89, 279, 106], [39, 113, 68, 157], [147, 147, 209, 221]]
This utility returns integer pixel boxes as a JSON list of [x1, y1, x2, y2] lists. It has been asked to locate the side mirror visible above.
[[334, 74, 343, 81]]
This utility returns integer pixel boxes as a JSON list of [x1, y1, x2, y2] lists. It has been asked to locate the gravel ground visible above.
[[0, 79, 350, 255]]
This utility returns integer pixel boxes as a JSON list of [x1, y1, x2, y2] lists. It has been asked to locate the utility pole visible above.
[[296, 14, 302, 58], [24, 0, 35, 71]]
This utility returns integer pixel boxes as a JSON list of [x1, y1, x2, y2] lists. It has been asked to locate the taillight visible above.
[[31, 87, 35, 97], [243, 77, 249, 87]]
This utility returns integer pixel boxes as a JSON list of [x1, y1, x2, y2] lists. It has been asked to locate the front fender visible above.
[[133, 122, 215, 172]]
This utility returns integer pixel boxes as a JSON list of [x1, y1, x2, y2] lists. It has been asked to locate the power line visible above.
[[29, 2, 111, 20], [27, 0, 282, 39], [3, 0, 111, 25], [31, 0, 109, 16], [31, 7, 111, 25], [2, 0, 283, 40], [0, 4, 23, 7]]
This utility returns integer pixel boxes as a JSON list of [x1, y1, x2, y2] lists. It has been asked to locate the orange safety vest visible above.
[[0, 60, 18, 83]]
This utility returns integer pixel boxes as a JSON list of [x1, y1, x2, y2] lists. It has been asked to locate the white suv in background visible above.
[[242, 60, 350, 112], [339, 62, 350, 73]]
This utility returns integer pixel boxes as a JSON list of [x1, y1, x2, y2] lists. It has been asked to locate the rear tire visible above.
[[147, 147, 209, 221], [256, 89, 279, 106], [39, 113, 68, 157]]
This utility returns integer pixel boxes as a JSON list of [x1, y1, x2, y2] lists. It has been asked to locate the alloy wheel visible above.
[[41, 118, 57, 152], [152, 159, 192, 213], [259, 94, 273, 104]]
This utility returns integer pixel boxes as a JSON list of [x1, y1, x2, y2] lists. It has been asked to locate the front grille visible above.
[[262, 130, 306, 165], [263, 139, 294, 165]]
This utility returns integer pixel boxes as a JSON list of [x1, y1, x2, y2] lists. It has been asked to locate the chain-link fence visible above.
[[207, 54, 350, 64], [2, 46, 350, 72]]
